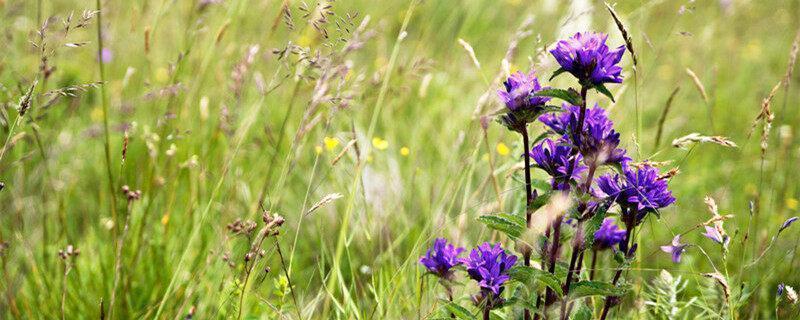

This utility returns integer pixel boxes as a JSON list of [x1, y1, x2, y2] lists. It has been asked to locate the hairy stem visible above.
[[521, 124, 535, 320], [600, 222, 635, 320], [522, 125, 535, 224], [545, 216, 564, 306], [560, 220, 584, 320]]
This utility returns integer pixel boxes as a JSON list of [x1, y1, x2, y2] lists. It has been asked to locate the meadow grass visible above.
[[1, 0, 800, 319]]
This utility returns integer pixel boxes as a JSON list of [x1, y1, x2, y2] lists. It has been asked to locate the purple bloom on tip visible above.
[[594, 218, 627, 250], [529, 138, 586, 190], [702, 226, 728, 246], [660, 235, 688, 263], [539, 103, 606, 135], [780, 217, 799, 233], [778, 283, 786, 297], [497, 71, 550, 111], [596, 165, 675, 220], [419, 238, 464, 279], [100, 48, 113, 63], [550, 32, 625, 85], [538, 104, 629, 166], [461, 242, 517, 296]]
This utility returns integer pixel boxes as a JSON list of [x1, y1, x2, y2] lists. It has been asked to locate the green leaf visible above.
[[571, 302, 593, 320], [572, 302, 593, 320], [569, 281, 629, 299], [477, 214, 526, 238], [582, 202, 610, 249], [613, 250, 626, 264], [511, 286, 538, 311], [554, 262, 570, 279], [549, 68, 568, 81], [533, 88, 583, 106], [508, 265, 564, 298], [442, 301, 476, 320], [540, 104, 566, 114], [530, 178, 551, 192], [593, 83, 616, 102], [531, 191, 552, 211], [735, 283, 755, 308], [530, 132, 551, 147]]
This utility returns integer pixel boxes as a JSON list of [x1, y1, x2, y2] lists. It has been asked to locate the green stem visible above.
[[95, 0, 119, 243]]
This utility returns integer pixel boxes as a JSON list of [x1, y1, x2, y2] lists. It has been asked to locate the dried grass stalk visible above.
[[672, 133, 737, 149]]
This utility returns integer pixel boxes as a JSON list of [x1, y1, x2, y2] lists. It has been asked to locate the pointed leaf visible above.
[[530, 191, 552, 211], [511, 286, 538, 311], [593, 83, 616, 102], [533, 88, 583, 106], [442, 301, 476, 320], [569, 281, 629, 299], [508, 265, 564, 298], [582, 201, 610, 249], [530, 178, 551, 192], [530, 132, 552, 146], [572, 303, 593, 320], [550, 68, 568, 81], [477, 214, 526, 238]]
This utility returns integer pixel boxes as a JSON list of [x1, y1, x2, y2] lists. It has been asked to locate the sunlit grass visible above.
[[0, 0, 799, 319]]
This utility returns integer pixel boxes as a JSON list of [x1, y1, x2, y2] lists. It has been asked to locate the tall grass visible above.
[[0, 1, 799, 319]]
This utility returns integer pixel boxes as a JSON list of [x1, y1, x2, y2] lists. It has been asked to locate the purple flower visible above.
[[461, 242, 517, 296], [702, 226, 729, 247], [497, 70, 550, 111], [419, 238, 464, 280], [660, 235, 688, 263], [596, 165, 675, 221], [538, 103, 629, 166], [550, 32, 625, 85], [594, 218, 627, 250], [529, 138, 587, 190], [780, 217, 799, 233], [99, 48, 113, 64], [778, 283, 785, 297], [539, 103, 604, 135]]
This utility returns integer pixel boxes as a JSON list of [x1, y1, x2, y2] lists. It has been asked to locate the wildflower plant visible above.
[[462, 243, 517, 312], [420, 28, 683, 320]]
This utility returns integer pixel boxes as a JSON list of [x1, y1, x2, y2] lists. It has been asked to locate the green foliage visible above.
[[582, 202, 609, 249], [533, 88, 583, 106], [477, 213, 526, 238], [443, 301, 477, 320], [642, 270, 700, 320], [592, 83, 616, 102], [0, 0, 797, 319], [509, 265, 563, 298], [572, 302, 593, 320], [569, 280, 629, 299]]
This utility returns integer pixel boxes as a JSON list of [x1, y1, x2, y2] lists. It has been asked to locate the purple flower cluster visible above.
[[539, 103, 628, 166], [450, 30, 680, 317], [529, 138, 586, 190], [550, 32, 625, 85], [594, 218, 627, 251], [596, 165, 676, 221], [462, 243, 518, 296], [497, 71, 550, 111], [419, 238, 464, 280], [419, 240, 517, 308]]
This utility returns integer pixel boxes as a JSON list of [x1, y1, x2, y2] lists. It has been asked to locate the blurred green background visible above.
[[1, 0, 799, 318]]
